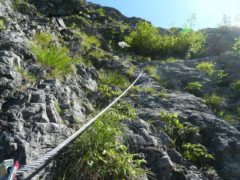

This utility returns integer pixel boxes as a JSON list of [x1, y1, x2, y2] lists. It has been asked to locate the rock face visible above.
[[0, 0, 240, 179]]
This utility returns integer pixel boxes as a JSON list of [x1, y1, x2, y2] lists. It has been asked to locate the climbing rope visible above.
[[15, 71, 143, 180]]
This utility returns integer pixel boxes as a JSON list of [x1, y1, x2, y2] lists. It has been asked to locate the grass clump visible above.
[[196, 61, 215, 76], [0, 19, 6, 30], [184, 81, 202, 96], [15, 66, 36, 83], [59, 107, 147, 179], [99, 71, 130, 89], [182, 143, 215, 167], [204, 94, 225, 112], [29, 32, 73, 78], [145, 65, 160, 81], [98, 84, 121, 99]]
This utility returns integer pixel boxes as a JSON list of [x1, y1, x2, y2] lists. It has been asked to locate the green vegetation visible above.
[[158, 112, 214, 167], [232, 38, 240, 55], [231, 80, 240, 93], [196, 61, 215, 76], [126, 66, 135, 77], [184, 82, 202, 96], [29, 32, 73, 78], [82, 33, 101, 52], [182, 143, 215, 167], [125, 21, 205, 59], [59, 106, 147, 179], [15, 66, 36, 83], [96, 8, 105, 16], [156, 90, 170, 98], [88, 49, 105, 59], [98, 84, 121, 99], [0, 19, 6, 30], [99, 71, 130, 89], [145, 65, 160, 81], [159, 112, 199, 146], [204, 94, 226, 112]]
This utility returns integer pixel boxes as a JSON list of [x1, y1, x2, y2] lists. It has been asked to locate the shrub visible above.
[[182, 143, 215, 167], [196, 61, 215, 76], [0, 19, 6, 30], [30, 32, 73, 78], [58, 109, 147, 179], [184, 82, 202, 95], [124, 21, 205, 59], [99, 71, 130, 89], [204, 94, 225, 111]]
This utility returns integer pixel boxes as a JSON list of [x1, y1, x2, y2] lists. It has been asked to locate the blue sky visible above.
[[88, 0, 240, 29]]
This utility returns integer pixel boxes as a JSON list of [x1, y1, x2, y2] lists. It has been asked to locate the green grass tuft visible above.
[[196, 61, 215, 76]]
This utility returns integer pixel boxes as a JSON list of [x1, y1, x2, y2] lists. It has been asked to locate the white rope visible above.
[[16, 71, 143, 180]]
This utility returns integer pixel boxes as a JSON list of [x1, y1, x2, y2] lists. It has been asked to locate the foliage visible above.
[[231, 80, 240, 93], [59, 108, 147, 179], [156, 90, 170, 98], [124, 21, 205, 59], [204, 94, 226, 112], [126, 66, 135, 77], [15, 66, 36, 83], [159, 112, 199, 147], [233, 38, 240, 55], [196, 61, 215, 76], [184, 82, 202, 96], [99, 70, 130, 89], [145, 65, 160, 81], [98, 84, 121, 99], [182, 143, 215, 167], [96, 8, 105, 16], [82, 33, 101, 52], [29, 32, 73, 78], [143, 87, 157, 94], [114, 101, 137, 120], [88, 49, 105, 59], [0, 19, 6, 30]]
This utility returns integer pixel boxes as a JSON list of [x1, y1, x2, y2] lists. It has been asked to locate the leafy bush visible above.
[[0, 19, 6, 30], [184, 81, 202, 96], [99, 71, 130, 89], [58, 108, 147, 179], [30, 32, 73, 78], [204, 94, 225, 111], [124, 21, 205, 59], [196, 61, 215, 76], [182, 143, 215, 167]]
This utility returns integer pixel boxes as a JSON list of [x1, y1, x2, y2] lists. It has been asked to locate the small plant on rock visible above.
[[0, 19, 6, 30], [182, 143, 215, 167], [184, 81, 202, 96], [196, 61, 215, 76], [232, 38, 240, 56], [99, 70, 130, 89], [30, 32, 73, 78], [204, 94, 226, 112]]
